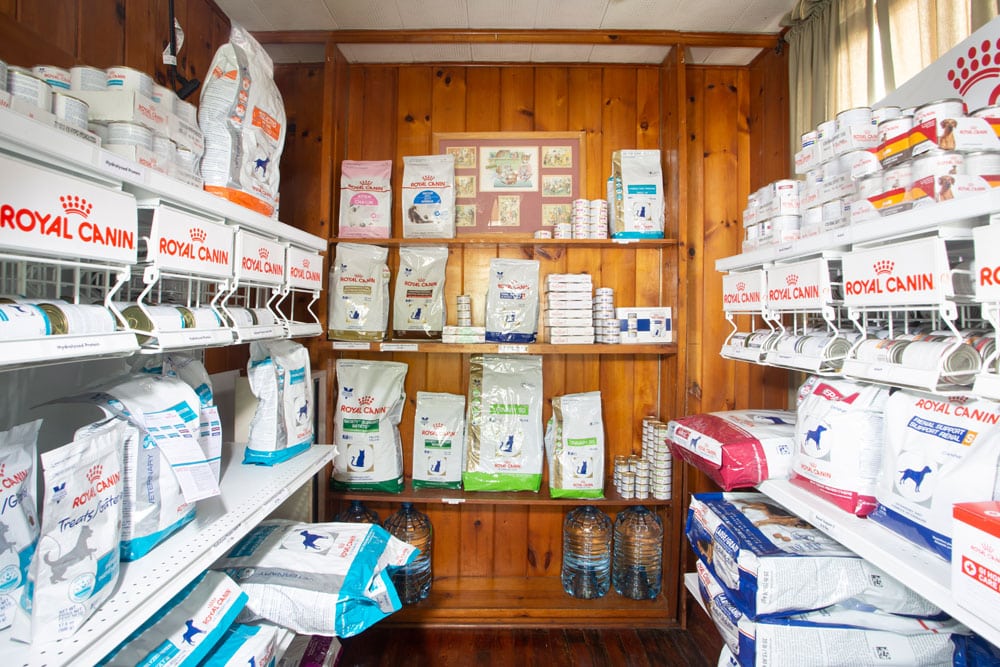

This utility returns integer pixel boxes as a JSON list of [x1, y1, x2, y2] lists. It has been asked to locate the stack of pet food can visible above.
[[572, 199, 591, 239], [554, 222, 573, 239], [642, 417, 673, 500], [543, 274, 594, 344], [589, 199, 609, 239], [456, 294, 472, 327], [593, 287, 619, 344]]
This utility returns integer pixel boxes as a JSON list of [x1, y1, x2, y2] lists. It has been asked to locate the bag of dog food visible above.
[[0, 420, 41, 630], [202, 623, 279, 667], [393, 245, 449, 339], [412, 391, 466, 490], [333, 359, 408, 493], [485, 258, 540, 343], [214, 520, 416, 638], [13, 419, 125, 643], [401, 154, 455, 238], [667, 410, 795, 490], [871, 390, 1000, 560], [545, 391, 605, 499], [791, 376, 891, 517], [328, 242, 391, 341], [245, 340, 314, 466], [339, 159, 393, 238], [610, 150, 664, 239], [686, 493, 941, 619], [463, 354, 544, 492], [199, 23, 285, 217]]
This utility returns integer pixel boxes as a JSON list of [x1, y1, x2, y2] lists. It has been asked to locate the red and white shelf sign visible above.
[[285, 245, 324, 291], [146, 206, 233, 279], [766, 258, 831, 311], [722, 270, 764, 313], [841, 237, 951, 307], [235, 229, 285, 286]]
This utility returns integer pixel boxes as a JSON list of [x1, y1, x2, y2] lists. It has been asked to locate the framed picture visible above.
[[433, 131, 586, 236]]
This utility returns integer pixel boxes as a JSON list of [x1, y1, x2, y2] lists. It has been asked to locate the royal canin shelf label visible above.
[[235, 229, 285, 285], [841, 236, 950, 307], [0, 154, 137, 264], [722, 270, 764, 312], [766, 258, 830, 310], [285, 245, 324, 290], [147, 206, 233, 278], [974, 224, 1000, 301]]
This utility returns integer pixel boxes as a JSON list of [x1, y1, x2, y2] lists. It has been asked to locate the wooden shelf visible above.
[[330, 483, 672, 507], [332, 341, 678, 355], [331, 236, 679, 248]]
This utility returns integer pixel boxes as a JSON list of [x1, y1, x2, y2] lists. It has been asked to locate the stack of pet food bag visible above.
[[669, 376, 1000, 666]]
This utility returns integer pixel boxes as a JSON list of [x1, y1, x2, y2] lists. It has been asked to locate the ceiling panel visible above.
[[467, 0, 540, 29], [323, 0, 403, 29], [213, 0, 270, 30], [254, 0, 336, 31], [396, 0, 471, 29], [688, 46, 766, 66], [264, 43, 327, 64], [600, 0, 686, 30], [533, 0, 610, 29]]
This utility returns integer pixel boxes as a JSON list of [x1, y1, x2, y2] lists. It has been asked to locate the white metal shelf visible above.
[[9, 443, 335, 667]]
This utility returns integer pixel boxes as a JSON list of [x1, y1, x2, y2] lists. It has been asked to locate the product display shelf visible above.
[[330, 484, 673, 507], [332, 341, 678, 355], [8, 443, 335, 667], [331, 236, 679, 249], [757, 479, 1000, 647]]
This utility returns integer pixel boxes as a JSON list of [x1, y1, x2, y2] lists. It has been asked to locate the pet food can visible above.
[[31, 65, 71, 90], [817, 119, 837, 140], [572, 221, 590, 239], [554, 222, 573, 239], [821, 199, 846, 227], [534, 229, 553, 239], [175, 147, 200, 174], [841, 149, 881, 179], [801, 129, 819, 150], [821, 156, 846, 181], [882, 162, 912, 192], [152, 84, 177, 114], [877, 115, 914, 167], [970, 105, 1000, 139], [251, 308, 276, 326], [175, 99, 198, 126], [174, 305, 196, 329], [37, 303, 115, 335], [871, 106, 901, 124], [856, 172, 884, 199], [964, 151, 1000, 187], [744, 221, 760, 245], [51, 91, 89, 131], [910, 150, 964, 202], [855, 337, 911, 364], [772, 215, 800, 243], [70, 65, 107, 91], [107, 121, 153, 150], [912, 98, 966, 156], [88, 122, 109, 143], [225, 307, 255, 327], [106, 66, 153, 98], [121, 304, 184, 343], [153, 134, 176, 163], [187, 306, 222, 329], [836, 106, 872, 131], [8, 67, 52, 111], [0, 303, 50, 339]]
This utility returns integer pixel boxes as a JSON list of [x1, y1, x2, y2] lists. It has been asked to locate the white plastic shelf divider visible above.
[[757, 479, 1000, 647], [10, 444, 335, 667]]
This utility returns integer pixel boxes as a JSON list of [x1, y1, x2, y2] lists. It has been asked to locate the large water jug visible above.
[[561, 505, 612, 599], [612, 505, 663, 599], [383, 502, 433, 604], [333, 500, 381, 524]]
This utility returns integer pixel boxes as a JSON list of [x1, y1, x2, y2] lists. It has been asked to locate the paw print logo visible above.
[[947, 39, 1000, 104]]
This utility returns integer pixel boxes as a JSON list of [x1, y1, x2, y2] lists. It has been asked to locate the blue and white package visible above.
[[871, 390, 1000, 561], [201, 622, 279, 667], [0, 420, 40, 630], [245, 340, 314, 465], [214, 520, 416, 637], [485, 258, 539, 343], [98, 570, 248, 666], [687, 492, 940, 618]]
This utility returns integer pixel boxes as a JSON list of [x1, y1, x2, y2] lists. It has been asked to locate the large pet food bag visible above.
[[463, 354, 544, 492], [199, 24, 285, 217], [667, 410, 795, 490], [686, 493, 940, 618], [328, 242, 391, 341], [245, 340, 314, 465], [871, 390, 1000, 560], [791, 376, 891, 516], [339, 160, 393, 238], [201, 623, 279, 667], [333, 360, 408, 493], [412, 391, 466, 490], [401, 154, 455, 238], [0, 421, 40, 630], [484, 258, 540, 343], [545, 391, 605, 499], [392, 245, 448, 339], [610, 149, 665, 239]]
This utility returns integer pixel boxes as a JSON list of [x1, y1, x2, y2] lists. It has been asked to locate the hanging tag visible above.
[[145, 410, 221, 502], [162, 18, 186, 66]]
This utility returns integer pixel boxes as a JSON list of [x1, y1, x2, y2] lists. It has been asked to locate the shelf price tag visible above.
[[498, 344, 528, 354], [99, 149, 149, 185], [381, 342, 419, 352], [333, 342, 371, 350]]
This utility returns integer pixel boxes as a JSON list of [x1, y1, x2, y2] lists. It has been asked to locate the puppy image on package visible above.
[[938, 174, 955, 200], [938, 118, 957, 150]]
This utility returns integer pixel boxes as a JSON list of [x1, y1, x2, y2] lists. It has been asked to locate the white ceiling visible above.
[[214, 0, 795, 66]]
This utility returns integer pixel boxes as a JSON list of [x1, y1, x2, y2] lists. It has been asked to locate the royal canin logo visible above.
[[157, 227, 229, 265], [358, 180, 373, 188], [786, 274, 799, 286], [433, 422, 444, 429], [71, 466, 122, 508], [86, 465, 103, 483], [303, 259, 310, 268], [0, 194, 134, 250], [0, 463, 28, 490], [241, 247, 283, 275], [844, 259, 933, 296], [189, 227, 207, 243], [980, 263, 1000, 288], [769, 273, 818, 301], [359, 395, 375, 406], [736, 281, 746, 291], [874, 260, 894, 275], [290, 258, 322, 283], [947, 40, 1000, 103], [60, 196, 92, 217], [258, 247, 269, 260]]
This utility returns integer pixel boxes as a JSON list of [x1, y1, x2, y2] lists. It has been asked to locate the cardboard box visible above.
[[71, 89, 169, 135], [616, 306, 673, 344], [952, 501, 1000, 621]]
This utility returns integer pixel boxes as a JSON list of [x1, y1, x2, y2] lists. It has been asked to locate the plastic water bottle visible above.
[[383, 502, 433, 604], [561, 505, 612, 599], [333, 500, 380, 524], [612, 505, 663, 600]]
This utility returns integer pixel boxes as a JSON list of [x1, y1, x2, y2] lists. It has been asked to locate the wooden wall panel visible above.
[[78, 0, 124, 68], [18, 0, 77, 60]]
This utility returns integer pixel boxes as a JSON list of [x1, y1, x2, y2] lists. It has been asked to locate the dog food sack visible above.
[[686, 493, 941, 619], [339, 159, 393, 238], [13, 419, 125, 643], [0, 420, 41, 630], [791, 376, 892, 517], [463, 354, 544, 492], [328, 242, 391, 341], [402, 154, 455, 238], [333, 360, 408, 493], [200, 623, 279, 667], [667, 410, 795, 490], [611, 150, 665, 239], [545, 391, 605, 499], [214, 520, 416, 638], [245, 340, 314, 466], [871, 390, 1000, 560], [393, 245, 449, 339], [485, 258, 540, 343], [412, 391, 466, 490], [199, 24, 285, 217], [98, 570, 248, 666]]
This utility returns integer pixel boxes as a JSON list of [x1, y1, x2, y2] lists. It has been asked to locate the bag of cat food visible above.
[[339, 159, 392, 238], [401, 154, 455, 238], [199, 23, 285, 217], [328, 242, 391, 341], [611, 149, 664, 239], [0, 420, 41, 630], [333, 359, 408, 493], [412, 391, 466, 490], [13, 419, 125, 643], [245, 340, 314, 466], [485, 258, 540, 343], [278, 634, 342, 666], [545, 391, 605, 499], [463, 354, 544, 492], [393, 245, 448, 339]]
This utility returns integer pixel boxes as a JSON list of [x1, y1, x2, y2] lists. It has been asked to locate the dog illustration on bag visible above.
[[898, 465, 934, 492], [300, 529, 326, 550], [44, 525, 94, 584], [805, 425, 827, 451], [182, 619, 204, 645]]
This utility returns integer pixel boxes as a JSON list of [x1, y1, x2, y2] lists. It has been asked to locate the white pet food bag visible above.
[[329, 242, 391, 341], [463, 354, 544, 492], [278, 634, 342, 666], [401, 154, 456, 238], [791, 376, 891, 517], [393, 245, 449, 339], [13, 419, 125, 643], [201, 623, 279, 667], [412, 391, 466, 490], [485, 258, 540, 343], [0, 420, 41, 630], [611, 149, 664, 239], [199, 23, 286, 217], [339, 160, 393, 238], [545, 391, 605, 499], [871, 389, 1000, 561], [333, 359, 408, 493], [214, 520, 416, 638], [245, 340, 314, 465]]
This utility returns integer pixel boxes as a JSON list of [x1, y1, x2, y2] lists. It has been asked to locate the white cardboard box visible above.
[[616, 306, 673, 344], [952, 501, 1000, 622], [71, 89, 169, 135]]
